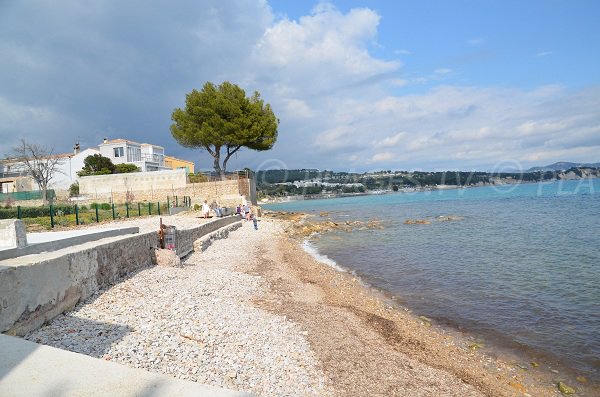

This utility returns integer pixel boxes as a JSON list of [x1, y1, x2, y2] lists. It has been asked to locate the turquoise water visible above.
[[265, 179, 600, 382]]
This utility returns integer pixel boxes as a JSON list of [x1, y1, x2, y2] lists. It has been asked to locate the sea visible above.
[[264, 179, 600, 385]]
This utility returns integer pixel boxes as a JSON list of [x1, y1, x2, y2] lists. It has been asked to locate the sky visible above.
[[1, 0, 599, 173]]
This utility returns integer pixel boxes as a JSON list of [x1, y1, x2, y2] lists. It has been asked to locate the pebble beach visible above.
[[23, 214, 575, 396]]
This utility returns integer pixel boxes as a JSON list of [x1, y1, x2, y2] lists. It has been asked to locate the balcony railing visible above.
[[141, 153, 165, 166]]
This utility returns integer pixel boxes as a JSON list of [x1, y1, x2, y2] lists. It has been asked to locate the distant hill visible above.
[[528, 162, 600, 172]]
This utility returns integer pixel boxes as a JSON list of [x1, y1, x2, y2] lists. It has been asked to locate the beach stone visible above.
[[153, 248, 181, 267], [558, 381, 575, 394]]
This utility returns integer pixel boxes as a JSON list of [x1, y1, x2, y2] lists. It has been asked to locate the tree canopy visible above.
[[78, 154, 115, 176], [170, 81, 278, 174], [77, 155, 140, 176]]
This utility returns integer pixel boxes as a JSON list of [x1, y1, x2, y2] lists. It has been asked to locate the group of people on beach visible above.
[[236, 203, 258, 230], [199, 200, 258, 230]]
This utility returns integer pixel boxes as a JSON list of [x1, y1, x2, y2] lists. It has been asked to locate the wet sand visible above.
[[243, 217, 581, 397]]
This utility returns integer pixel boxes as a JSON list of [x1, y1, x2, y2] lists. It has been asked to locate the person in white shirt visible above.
[[202, 200, 210, 218]]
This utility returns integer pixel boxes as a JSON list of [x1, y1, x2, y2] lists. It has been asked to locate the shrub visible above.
[[114, 163, 140, 173], [100, 203, 111, 210], [69, 182, 80, 197]]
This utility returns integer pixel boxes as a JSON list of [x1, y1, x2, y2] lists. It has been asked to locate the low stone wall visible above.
[[0, 217, 241, 336]]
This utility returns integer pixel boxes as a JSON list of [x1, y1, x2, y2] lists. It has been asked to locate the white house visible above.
[[98, 139, 168, 172]]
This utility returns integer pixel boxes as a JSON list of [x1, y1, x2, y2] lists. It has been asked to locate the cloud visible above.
[[371, 152, 395, 162], [0, 1, 598, 174], [536, 51, 553, 57], [373, 132, 406, 148]]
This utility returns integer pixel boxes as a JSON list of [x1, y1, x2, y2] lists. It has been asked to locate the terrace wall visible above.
[[0, 217, 240, 335]]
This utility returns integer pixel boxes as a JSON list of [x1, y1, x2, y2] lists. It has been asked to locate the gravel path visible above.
[[25, 219, 334, 397]]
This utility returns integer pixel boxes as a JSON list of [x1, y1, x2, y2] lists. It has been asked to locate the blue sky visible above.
[[1, 1, 599, 173]]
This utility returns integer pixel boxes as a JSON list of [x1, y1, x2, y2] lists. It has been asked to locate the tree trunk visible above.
[[222, 145, 242, 174], [206, 145, 223, 177]]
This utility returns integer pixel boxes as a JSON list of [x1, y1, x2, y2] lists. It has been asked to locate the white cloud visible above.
[[536, 51, 553, 57], [371, 152, 395, 162], [373, 132, 406, 147]]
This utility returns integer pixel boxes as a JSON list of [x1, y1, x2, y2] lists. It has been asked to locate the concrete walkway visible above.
[[0, 334, 253, 397]]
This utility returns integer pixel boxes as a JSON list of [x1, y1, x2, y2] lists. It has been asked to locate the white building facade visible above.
[[98, 139, 168, 172]]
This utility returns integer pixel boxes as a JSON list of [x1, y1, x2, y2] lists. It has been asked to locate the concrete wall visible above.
[[79, 169, 187, 196], [0, 216, 240, 336], [78, 176, 247, 207], [0, 220, 27, 249]]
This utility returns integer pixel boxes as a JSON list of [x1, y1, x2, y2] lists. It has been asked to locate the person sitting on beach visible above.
[[201, 200, 210, 219]]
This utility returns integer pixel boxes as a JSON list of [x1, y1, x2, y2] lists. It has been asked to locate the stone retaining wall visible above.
[[0, 217, 241, 336]]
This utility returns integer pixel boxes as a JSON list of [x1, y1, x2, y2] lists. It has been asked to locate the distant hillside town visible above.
[[257, 165, 600, 200]]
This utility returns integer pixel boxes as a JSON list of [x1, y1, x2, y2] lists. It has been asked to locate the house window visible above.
[[127, 147, 141, 162], [114, 147, 124, 158]]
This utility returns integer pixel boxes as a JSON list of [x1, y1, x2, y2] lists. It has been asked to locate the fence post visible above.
[[157, 201, 161, 216], [95, 206, 99, 223], [176, 195, 178, 207], [126, 202, 129, 218], [50, 204, 55, 229], [167, 196, 170, 209], [112, 203, 116, 220], [75, 205, 79, 225], [17, 206, 21, 219], [148, 202, 152, 215], [138, 202, 141, 216]]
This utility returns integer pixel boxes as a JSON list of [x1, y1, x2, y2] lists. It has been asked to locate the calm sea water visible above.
[[265, 179, 600, 382]]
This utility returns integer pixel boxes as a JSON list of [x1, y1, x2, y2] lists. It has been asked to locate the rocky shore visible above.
[[24, 214, 578, 396]]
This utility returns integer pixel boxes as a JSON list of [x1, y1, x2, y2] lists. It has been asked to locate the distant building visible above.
[[164, 155, 195, 174]]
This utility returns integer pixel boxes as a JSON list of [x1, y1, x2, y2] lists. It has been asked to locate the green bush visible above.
[[114, 163, 140, 173], [69, 182, 80, 197], [100, 203, 111, 210]]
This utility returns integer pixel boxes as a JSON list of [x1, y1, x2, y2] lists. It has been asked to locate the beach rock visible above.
[[404, 219, 431, 225], [153, 248, 181, 267], [436, 215, 464, 222], [557, 381, 575, 395], [468, 342, 484, 350]]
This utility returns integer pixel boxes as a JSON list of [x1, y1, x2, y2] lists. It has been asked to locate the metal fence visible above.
[[0, 195, 191, 229]]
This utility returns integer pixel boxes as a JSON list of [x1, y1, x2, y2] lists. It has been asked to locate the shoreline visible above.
[[254, 219, 561, 396], [263, 215, 598, 396], [302, 231, 596, 388]]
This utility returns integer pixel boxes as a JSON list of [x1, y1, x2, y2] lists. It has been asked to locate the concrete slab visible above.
[[0, 334, 253, 397], [0, 227, 139, 261]]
